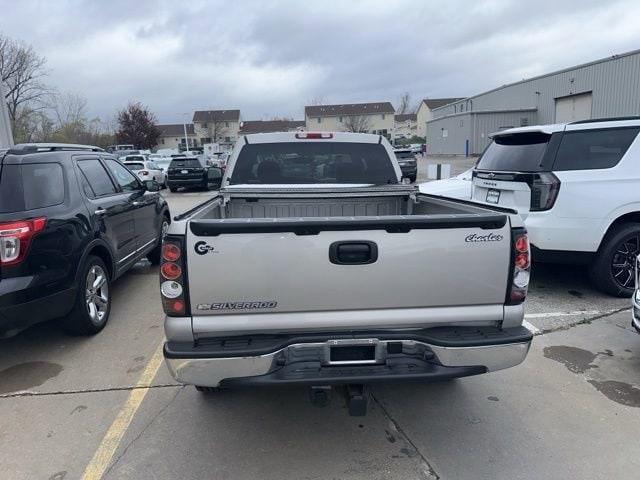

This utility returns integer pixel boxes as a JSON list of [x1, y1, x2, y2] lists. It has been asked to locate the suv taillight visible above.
[[530, 172, 560, 211], [0, 217, 47, 266], [507, 229, 531, 305], [160, 236, 189, 316]]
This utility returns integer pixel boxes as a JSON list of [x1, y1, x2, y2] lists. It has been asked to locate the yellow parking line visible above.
[[81, 341, 165, 480]]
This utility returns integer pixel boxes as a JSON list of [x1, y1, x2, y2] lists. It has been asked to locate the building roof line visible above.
[[431, 48, 640, 111], [426, 108, 538, 123]]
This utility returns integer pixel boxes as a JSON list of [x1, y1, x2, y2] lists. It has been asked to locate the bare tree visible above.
[[342, 115, 372, 133], [308, 95, 326, 106], [0, 34, 51, 121], [397, 92, 411, 114]]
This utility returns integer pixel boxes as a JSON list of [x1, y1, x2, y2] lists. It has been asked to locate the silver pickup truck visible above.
[[160, 132, 532, 411]]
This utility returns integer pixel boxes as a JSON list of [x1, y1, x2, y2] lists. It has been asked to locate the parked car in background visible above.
[[106, 144, 135, 153], [393, 148, 417, 182], [410, 143, 423, 155], [123, 158, 167, 188], [472, 118, 640, 297], [419, 167, 473, 199], [0, 143, 170, 338], [116, 150, 142, 161], [161, 132, 532, 413], [166, 156, 222, 192]]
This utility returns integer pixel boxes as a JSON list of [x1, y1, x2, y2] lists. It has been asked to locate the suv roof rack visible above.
[[570, 116, 640, 125], [8, 143, 105, 155]]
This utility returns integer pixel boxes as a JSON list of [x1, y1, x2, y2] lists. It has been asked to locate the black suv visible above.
[[167, 156, 222, 192], [0, 143, 170, 338]]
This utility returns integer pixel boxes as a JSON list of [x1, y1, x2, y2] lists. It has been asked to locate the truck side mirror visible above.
[[207, 167, 222, 180]]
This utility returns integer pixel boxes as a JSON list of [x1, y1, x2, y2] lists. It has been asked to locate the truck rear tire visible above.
[[589, 222, 640, 297], [62, 256, 111, 335]]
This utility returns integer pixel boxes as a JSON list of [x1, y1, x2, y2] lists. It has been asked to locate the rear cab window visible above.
[[230, 142, 398, 184], [477, 132, 551, 172], [0, 162, 65, 213]]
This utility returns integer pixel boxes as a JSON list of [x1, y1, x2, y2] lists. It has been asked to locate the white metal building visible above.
[[426, 49, 640, 155]]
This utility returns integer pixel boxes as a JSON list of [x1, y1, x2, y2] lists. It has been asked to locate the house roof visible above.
[[157, 123, 195, 136], [421, 98, 465, 110], [239, 120, 305, 134], [395, 113, 417, 122], [305, 102, 395, 117], [192, 109, 240, 122]]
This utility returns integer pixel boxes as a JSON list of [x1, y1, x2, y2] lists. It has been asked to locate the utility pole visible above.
[[0, 82, 14, 148]]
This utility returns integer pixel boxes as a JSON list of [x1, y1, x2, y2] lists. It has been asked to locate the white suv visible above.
[[472, 117, 640, 297]]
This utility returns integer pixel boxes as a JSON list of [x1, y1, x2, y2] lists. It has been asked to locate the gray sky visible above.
[[2, 0, 639, 123]]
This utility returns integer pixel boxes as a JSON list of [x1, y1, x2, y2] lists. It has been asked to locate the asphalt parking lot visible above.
[[1, 171, 639, 480]]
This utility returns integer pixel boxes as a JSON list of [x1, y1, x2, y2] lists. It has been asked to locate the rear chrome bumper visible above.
[[164, 327, 532, 387]]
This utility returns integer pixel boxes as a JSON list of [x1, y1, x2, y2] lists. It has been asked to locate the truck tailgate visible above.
[[186, 214, 513, 334]]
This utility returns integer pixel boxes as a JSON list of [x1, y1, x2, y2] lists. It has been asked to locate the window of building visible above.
[[553, 127, 640, 171], [317, 117, 321, 124], [225, 136, 231, 143], [161, 138, 165, 144], [203, 122, 208, 128], [382, 114, 386, 120], [460, 120, 464, 127], [225, 122, 229, 127], [520, 118, 530, 127], [339, 116, 343, 122]]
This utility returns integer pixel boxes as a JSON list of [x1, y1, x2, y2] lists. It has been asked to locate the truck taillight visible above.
[[160, 236, 189, 316], [507, 229, 530, 305], [0, 217, 47, 266], [530, 172, 560, 211]]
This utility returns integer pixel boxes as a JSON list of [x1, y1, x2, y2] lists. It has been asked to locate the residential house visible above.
[[393, 113, 418, 139], [192, 109, 241, 149], [239, 119, 305, 135], [304, 102, 395, 136], [416, 98, 464, 138], [155, 123, 197, 151]]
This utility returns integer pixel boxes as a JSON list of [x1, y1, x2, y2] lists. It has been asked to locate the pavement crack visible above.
[[538, 307, 630, 336], [370, 391, 440, 479], [104, 385, 184, 478], [0, 383, 181, 399]]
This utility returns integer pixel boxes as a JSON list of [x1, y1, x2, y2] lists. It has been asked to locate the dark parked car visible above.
[[0, 143, 170, 338], [393, 148, 417, 182], [166, 156, 222, 192]]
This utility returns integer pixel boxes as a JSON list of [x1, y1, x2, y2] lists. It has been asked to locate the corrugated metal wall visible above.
[[425, 50, 640, 154], [434, 51, 640, 123], [472, 111, 538, 153], [426, 110, 538, 155], [425, 113, 472, 155]]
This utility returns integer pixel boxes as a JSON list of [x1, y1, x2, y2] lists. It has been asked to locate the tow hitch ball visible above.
[[309, 384, 369, 416]]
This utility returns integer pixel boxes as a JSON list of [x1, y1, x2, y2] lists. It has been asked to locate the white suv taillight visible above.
[[530, 172, 560, 211], [507, 229, 531, 304], [0, 217, 47, 266]]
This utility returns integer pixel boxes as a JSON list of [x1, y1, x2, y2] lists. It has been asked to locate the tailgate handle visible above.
[[329, 241, 378, 265]]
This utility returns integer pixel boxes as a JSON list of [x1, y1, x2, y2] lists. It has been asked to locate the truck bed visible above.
[[191, 186, 497, 220]]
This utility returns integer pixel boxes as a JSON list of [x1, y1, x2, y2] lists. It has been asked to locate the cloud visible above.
[[1, 0, 639, 123]]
